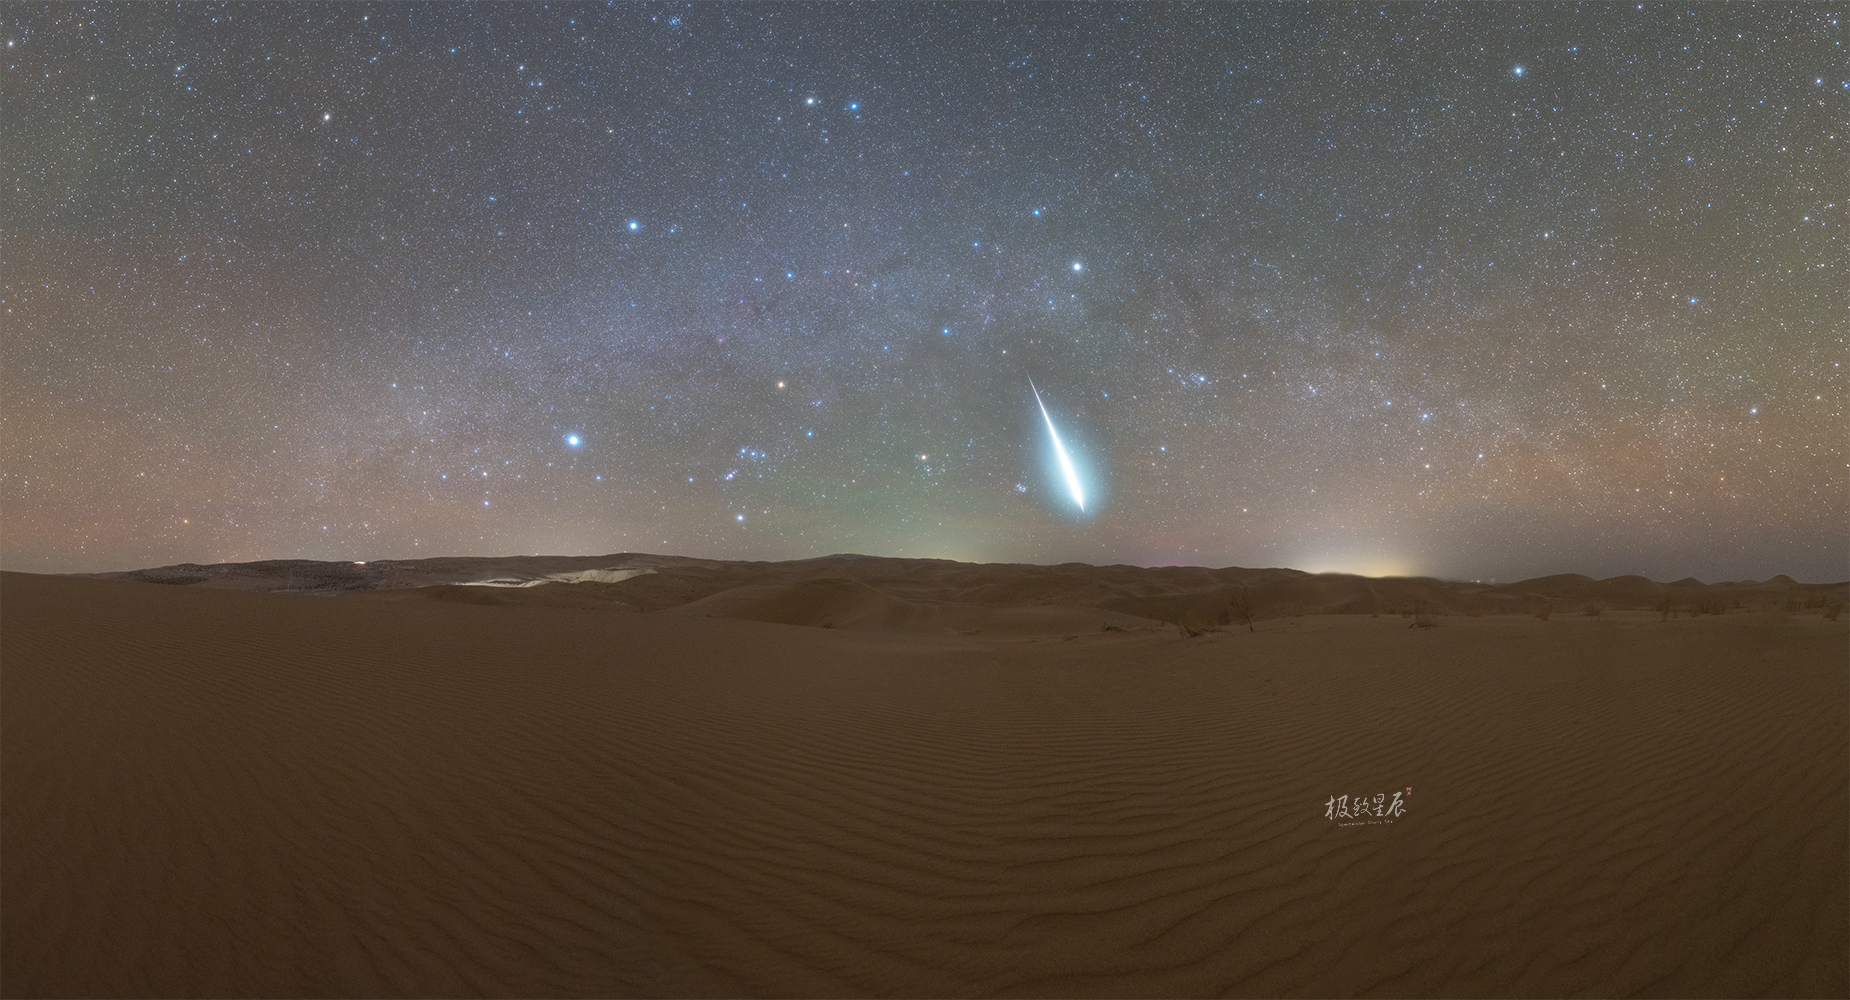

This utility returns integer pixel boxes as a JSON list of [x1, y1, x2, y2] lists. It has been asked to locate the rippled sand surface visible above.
[[4, 569, 1844, 997]]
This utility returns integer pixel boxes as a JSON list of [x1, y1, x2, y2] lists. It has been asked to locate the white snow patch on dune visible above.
[[460, 568, 655, 588]]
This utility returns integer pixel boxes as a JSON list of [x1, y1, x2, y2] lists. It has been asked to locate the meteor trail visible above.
[[1029, 378, 1085, 511]]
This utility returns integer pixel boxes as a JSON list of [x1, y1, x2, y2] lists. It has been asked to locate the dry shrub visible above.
[[1583, 603, 1602, 617], [1228, 586, 1257, 633], [1825, 603, 1843, 621], [1535, 602, 1554, 621]]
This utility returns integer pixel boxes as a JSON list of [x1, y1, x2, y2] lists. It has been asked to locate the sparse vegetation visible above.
[[1229, 586, 1257, 633], [1825, 603, 1843, 621], [1583, 603, 1602, 617], [1656, 596, 1673, 622], [1535, 602, 1553, 621], [1778, 585, 1836, 612]]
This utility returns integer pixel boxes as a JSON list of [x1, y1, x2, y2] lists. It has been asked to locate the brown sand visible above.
[[3, 566, 1845, 997]]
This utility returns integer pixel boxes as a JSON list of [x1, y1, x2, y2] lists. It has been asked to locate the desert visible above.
[[7, 5, 1847, 995], [4, 556, 1845, 997]]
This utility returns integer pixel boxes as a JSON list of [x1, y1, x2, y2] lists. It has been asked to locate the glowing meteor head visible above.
[[1030, 378, 1087, 512]]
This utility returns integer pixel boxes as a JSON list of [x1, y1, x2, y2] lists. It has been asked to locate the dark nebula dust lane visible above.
[[3, 3, 1843, 581]]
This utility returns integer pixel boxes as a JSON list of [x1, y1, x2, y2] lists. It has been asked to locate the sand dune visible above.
[[663, 576, 947, 631], [5, 562, 1845, 997], [94, 553, 1849, 624], [657, 576, 1167, 636]]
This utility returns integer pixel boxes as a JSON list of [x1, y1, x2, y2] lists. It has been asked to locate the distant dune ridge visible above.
[[89, 552, 1850, 631], [4, 555, 1846, 996]]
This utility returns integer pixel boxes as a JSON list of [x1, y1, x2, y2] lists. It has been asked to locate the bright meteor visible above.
[[1029, 378, 1085, 511]]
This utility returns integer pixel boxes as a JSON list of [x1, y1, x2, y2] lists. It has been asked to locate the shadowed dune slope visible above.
[[657, 576, 1170, 636], [662, 576, 946, 632], [4, 570, 1845, 997]]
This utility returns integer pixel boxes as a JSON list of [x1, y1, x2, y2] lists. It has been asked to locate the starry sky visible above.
[[3, 3, 1844, 582]]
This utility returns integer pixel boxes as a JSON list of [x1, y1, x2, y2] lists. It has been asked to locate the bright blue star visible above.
[[565, 434, 581, 447]]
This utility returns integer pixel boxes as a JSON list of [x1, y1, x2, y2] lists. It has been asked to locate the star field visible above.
[[3, 3, 1844, 581]]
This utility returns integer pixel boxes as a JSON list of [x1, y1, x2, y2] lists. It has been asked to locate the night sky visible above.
[[4, 3, 1844, 582]]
